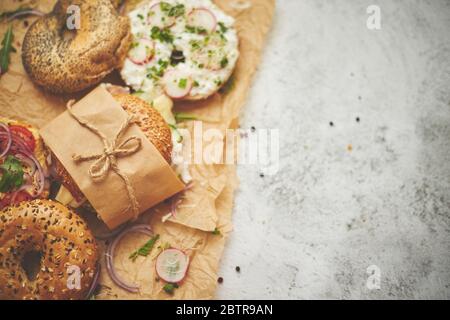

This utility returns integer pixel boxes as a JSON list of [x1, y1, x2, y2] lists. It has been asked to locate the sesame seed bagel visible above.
[[53, 93, 173, 203], [0, 200, 98, 300], [22, 0, 131, 94]]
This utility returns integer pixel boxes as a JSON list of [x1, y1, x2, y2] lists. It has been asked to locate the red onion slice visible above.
[[20, 151, 45, 197], [0, 123, 12, 157], [105, 224, 153, 293], [15, 153, 36, 176]]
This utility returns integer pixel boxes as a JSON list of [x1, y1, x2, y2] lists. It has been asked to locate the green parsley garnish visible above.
[[193, 80, 200, 87], [129, 234, 160, 262], [220, 57, 229, 68], [218, 22, 228, 33], [160, 2, 185, 17], [146, 59, 169, 80], [168, 4, 185, 17], [151, 26, 174, 44], [186, 25, 207, 34], [137, 13, 144, 20], [178, 78, 187, 89], [163, 283, 179, 294], [0, 25, 16, 75], [0, 155, 24, 193], [159, 2, 172, 12], [211, 228, 221, 236]]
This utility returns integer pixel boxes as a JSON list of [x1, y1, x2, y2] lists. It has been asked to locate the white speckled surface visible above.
[[217, 0, 450, 299]]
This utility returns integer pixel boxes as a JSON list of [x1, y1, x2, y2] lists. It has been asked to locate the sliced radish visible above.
[[163, 71, 192, 99], [187, 8, 217, 33], [156, 248, 190, 283], [148, 2, 175, 29], [128, 39, 154, 65]]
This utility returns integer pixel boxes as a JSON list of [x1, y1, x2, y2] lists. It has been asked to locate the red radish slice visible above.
[[163, 71, 192, 99], [187, 8, 217, 33], [128, 39, 154, 65], [148, 2, 175, 28], [156, 248, 190, 283]]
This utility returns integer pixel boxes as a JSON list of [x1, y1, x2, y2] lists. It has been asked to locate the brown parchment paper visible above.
[[0, 0, 275, 299], [40, 85, 185, 229]]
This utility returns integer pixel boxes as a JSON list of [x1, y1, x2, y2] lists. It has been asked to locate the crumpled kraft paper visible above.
[[40, 85, 185, 229], [0, 0, 275, 299]]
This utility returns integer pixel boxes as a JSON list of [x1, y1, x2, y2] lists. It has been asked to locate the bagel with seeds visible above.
[[53, 92, 173, 205], [0, 199, 98, 300], [22, 0, 131, 94]]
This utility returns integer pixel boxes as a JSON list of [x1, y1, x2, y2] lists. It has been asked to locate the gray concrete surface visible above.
[[217, 0, 450, 299]]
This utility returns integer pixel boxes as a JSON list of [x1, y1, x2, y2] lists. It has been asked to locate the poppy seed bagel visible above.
[[22, 0, 131, 94], [53, 93, 173, 202], [0, 199, 98, 300]]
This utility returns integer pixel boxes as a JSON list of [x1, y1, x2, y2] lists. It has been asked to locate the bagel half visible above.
[[22, 0, 131, 94], [53, 93, 173, 203], [0, 199, 98, 300]]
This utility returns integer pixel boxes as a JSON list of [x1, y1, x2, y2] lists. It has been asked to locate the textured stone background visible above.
[[217, 0, 450, 299]]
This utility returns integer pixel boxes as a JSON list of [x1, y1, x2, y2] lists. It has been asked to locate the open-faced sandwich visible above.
[[121, 0, 240, 100], [0, 118, 50, 209]]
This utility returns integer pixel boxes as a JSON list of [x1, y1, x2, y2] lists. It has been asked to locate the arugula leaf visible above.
[[174, 112, 198, 123], [163, 283, 179, 294], [0, 25, 15, 75], [129, 234, 160, 262], [0, 155, 24, 193]]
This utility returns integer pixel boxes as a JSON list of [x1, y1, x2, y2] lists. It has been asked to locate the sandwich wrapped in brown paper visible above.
[[0, 0, 275, 299], [40, 85, 185, 229]]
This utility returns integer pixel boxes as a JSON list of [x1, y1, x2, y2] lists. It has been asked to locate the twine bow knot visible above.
[[67, 100, 142, 219]]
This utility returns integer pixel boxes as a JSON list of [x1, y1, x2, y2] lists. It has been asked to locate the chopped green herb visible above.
[[0, 155, 24, 193], [146, 59, 169, 80], [178, 78, 187, 89], [186, 25, 207, 34], [211, 228, 221, 236], [220, 57, 229, 68], [175, 112, 198, 123], [218, 22, 228, 33], [193, 80, 200, 87], [168, 4, 185, 17], [129, 234, 160, 262], [151, 26, 174, 44], [189, 39, 202, 50], [163, 283, 179, 294], [0, 25, 15, 75], [137, 13, 144, 20]]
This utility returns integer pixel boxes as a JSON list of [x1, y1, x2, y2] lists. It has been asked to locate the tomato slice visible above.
[[9, 125, 36, 152]]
